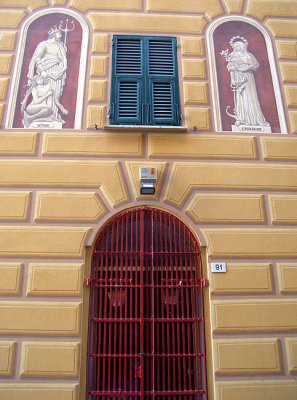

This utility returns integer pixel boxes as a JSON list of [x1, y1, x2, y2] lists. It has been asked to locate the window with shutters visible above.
[[109, 36, 181, 126]]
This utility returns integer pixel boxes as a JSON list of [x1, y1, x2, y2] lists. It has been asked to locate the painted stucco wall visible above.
[[0, 1, 297, 399]]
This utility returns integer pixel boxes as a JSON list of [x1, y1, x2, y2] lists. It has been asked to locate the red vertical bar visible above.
[[166, 213, 171, 392], [181, 224, 188, 392], [129, 214, 133, 393], [117, 216, 123, 390], [130, 212, 134, 394], [134, 209, 139, 394], [194, 250, 201, 394], [187, 250, 194, 392], [107, 221, 114, 393], [95, 251, 104, 393], [123, 214, 128, 392], [171, 217, 177, 393], [89, 257, 96, 395], [157, 211, 162, 395], [88, 256, 94, 395], [140, 209, 145, 400], [93, 231, 103, 394], [176, 221, 182, 394], [180, 289, 187, 390], [150, 210, 155, 399], [101, 225, 110, 393], [186, 229, 191, 320], [198, 249, 208, 395], [195, 254, 202, 394], [159, 212, 166, 393], [112, 220, 118, 393]]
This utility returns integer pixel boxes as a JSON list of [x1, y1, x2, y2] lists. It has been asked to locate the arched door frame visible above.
[[81, 206, 211, 400]]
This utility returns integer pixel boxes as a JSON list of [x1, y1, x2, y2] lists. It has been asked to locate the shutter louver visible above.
[[148, 39, 174, 76], [116, 39, 142, 75], [118, 80, 140, 120], [152, 81, 174, 121]]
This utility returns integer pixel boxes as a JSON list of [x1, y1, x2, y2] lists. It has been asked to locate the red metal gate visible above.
[[86, 207, 208, 400]]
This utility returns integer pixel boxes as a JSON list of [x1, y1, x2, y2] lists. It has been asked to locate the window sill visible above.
[[104, 124, 188, 132]]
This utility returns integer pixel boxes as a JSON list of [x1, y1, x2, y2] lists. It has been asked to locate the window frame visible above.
[[109, 35, 181, 126]]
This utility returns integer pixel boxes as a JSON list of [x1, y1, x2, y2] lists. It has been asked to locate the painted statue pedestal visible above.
[[29, 120, 63, 129], [232, 124, 272, 133]]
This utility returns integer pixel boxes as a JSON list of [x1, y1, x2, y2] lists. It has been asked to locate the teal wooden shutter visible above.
[[110, 37, 143, 124], [110, 36, 181, 126], [147, 37, 180, 125]]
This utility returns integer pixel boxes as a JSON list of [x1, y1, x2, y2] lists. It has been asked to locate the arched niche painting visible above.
[[6, 9, 89, 129], [208, 18, 287, 134]]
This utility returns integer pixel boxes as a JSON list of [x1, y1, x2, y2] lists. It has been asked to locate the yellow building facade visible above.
[[0, 0, 297, 399]]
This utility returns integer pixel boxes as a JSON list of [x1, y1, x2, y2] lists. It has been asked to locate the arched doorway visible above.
[[86, 207, 208, 399]]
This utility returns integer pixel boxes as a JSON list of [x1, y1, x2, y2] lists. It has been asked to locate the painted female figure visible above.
[[221, 36, 270, 130]]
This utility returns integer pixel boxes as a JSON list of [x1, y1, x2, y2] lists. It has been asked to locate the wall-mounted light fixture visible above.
[[139, 167, 157, 195]]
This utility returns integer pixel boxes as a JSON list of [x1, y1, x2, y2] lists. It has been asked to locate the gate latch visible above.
[[86, 277, 94, 287], [201, 278, 209, 287]]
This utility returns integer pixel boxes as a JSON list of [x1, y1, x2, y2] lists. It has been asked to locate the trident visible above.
[[59, 19, 75, 49]]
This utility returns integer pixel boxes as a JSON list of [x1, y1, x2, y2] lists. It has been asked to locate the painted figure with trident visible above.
[[22, 19, 75, 128]]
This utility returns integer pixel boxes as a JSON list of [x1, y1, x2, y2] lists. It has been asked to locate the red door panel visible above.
[[87, 207, 208, 400]]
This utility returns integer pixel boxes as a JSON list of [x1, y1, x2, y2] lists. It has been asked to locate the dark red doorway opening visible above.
[[86, 207, 208, 399]]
